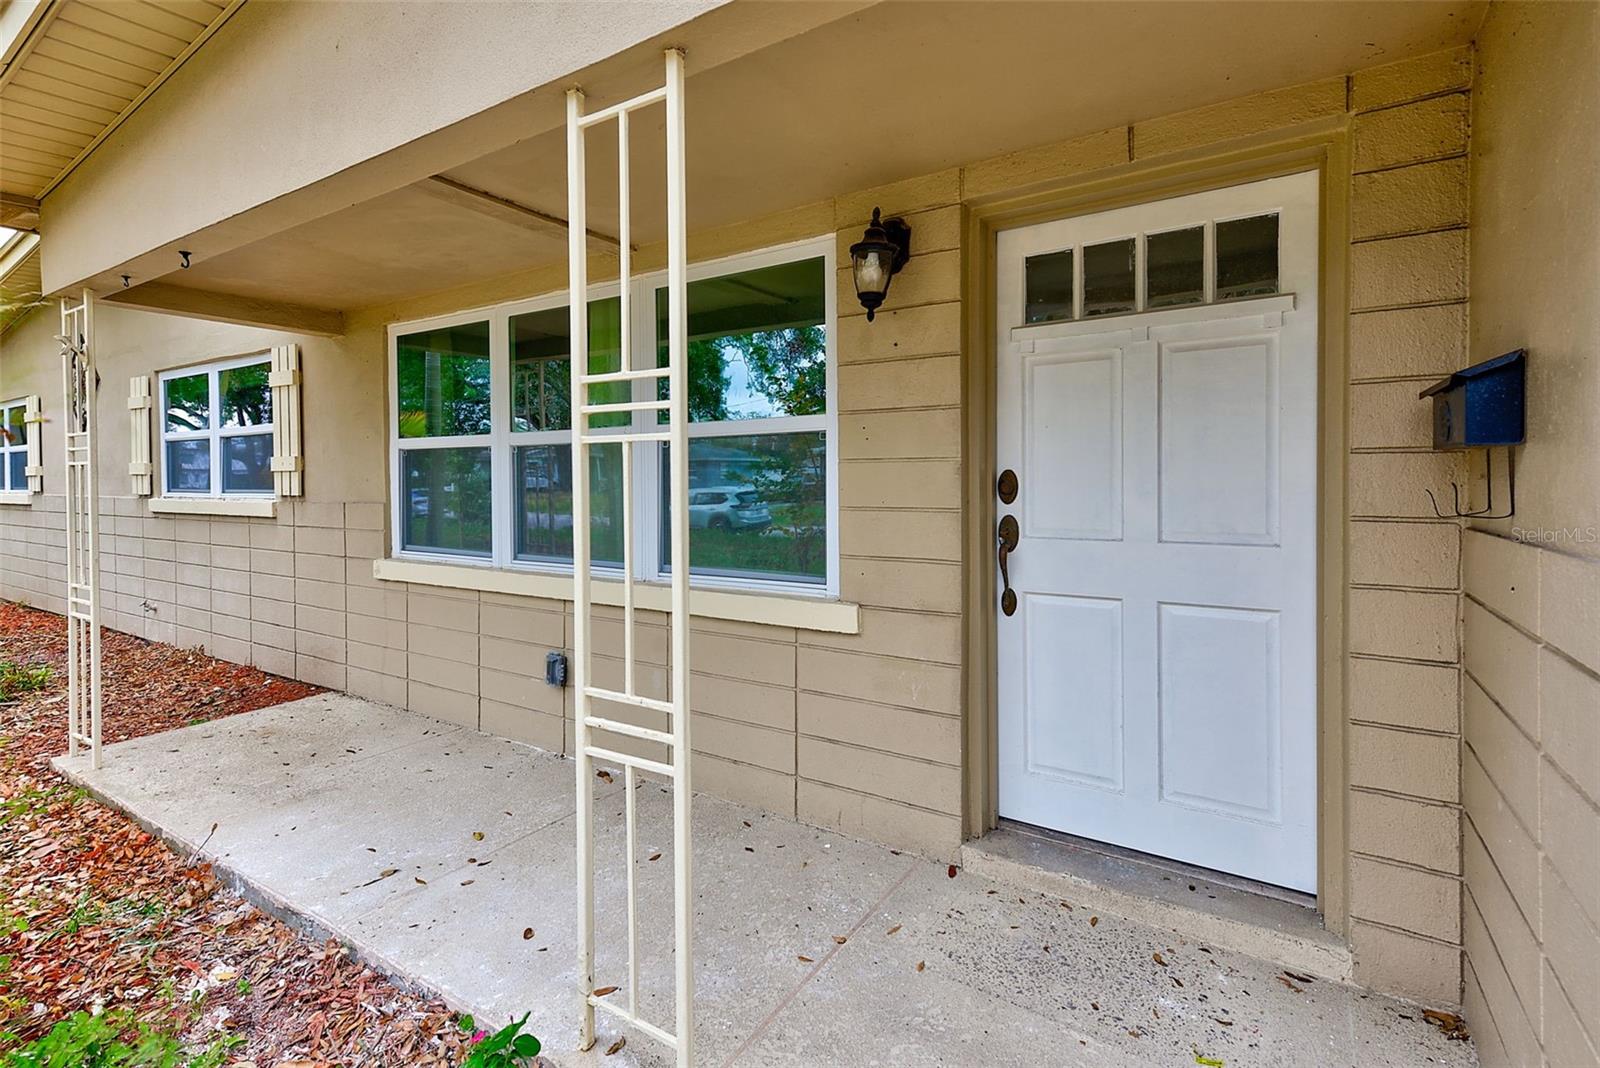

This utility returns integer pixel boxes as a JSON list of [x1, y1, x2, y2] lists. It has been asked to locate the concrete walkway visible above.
[[56, 694, 1475, 1068]]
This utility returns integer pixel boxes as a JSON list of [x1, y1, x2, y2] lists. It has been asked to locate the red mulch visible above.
[[0, 600, 473, 1065]]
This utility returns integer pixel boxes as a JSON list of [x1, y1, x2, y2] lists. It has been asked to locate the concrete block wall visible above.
[[1339, 49, 1474, 1005], [1460, 4, 1600, 1060], [1460, 532, 1600, 1067]]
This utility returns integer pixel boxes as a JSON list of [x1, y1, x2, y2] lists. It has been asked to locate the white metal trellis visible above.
[[59, 290, 103, 769], [568, 49, 694, 1065]]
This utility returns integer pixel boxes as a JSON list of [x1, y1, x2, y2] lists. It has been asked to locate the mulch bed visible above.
[[0, 600, 473, 1065]]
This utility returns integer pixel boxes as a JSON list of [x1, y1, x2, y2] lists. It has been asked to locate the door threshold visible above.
[[961, 821, 1352, 982]]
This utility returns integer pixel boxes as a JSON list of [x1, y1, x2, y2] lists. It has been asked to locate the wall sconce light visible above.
[[849, 207, 911, 321]]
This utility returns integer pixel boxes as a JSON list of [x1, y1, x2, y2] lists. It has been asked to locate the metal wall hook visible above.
[[178, 250, 191, 269], [1426, 446, 1516, 519]]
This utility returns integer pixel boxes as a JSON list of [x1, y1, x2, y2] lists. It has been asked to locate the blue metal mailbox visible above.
[[1419, 349, 1526, 451]]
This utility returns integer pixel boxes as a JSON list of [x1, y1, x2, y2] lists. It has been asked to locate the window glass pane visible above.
[[1216, 214, 1279, 300], [660, 432, 826, 585], [1024, 249, 1074, 324], [164, 372, 210, 432], [513, 443, 625, 566], [166, 439, 211, 493], [657, 257, 827, 422], [220, 361, 272, 428], [5, 404, 27, 446], [402, 447, 492, 556], [396, 321, 491, 438], [509, 298, 625, 432], [1082, 239, 1136, 317], [1146, 227, 1204, 309], [221, 434, 273, 493], [7, 451, 23, 491]]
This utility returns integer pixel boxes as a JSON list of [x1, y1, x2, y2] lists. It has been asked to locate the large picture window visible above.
[[158, 355, 274, 497], [388, 239, 838, 595]]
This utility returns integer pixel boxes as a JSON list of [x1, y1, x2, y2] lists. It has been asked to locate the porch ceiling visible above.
[[126, 0, 1484, 318]]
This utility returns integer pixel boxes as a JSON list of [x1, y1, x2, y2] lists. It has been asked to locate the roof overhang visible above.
[[63, 1, 1485, 328]]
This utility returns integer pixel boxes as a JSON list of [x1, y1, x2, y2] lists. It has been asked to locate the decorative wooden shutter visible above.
[[22, 395, 43, 493], [127, 376, 153, 496], [269, 344, 303, 497]]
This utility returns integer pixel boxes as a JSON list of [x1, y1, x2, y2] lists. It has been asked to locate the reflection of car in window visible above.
[[687, 486, 771, 531]]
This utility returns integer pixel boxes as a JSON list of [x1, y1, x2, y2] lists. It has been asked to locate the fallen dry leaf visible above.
[[0, 601, 467, 1063], [915, 960, 926, 972], [886, 924, 902, 935], [1276, 974, 1304, 993], [797, 955, 814, 963], [833, 935, 848, 944], [947, 864, 958, 878], [648, 852, 662, 862], [1153, 952, 1167, 967], [472, 831, 485, 841], [597, 770, 614, 783], [605, 1036, 626, 1055], [1422, 1009, 1471, 1041], [593, 986, 619, 997], [523, 927, 535, 940], [1090, 916, 1099, 927]]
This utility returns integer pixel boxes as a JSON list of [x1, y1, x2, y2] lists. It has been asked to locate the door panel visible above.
[[995, 171, 1320, 892], [1024, 350, 1122, 540], [1158, 336, 1279, 545], [1023, 593, 1123, 791], [1157, 602, 1281, 821]]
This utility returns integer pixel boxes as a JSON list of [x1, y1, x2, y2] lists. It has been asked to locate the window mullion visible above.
[[490, 309, 511, 567], [209, 368, 221, 497]]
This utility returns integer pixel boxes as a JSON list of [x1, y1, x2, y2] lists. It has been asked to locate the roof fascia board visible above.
[[0, 230, 40, 281], [0, 0, 56, 86]]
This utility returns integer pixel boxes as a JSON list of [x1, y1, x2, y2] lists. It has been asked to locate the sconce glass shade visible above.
[[849, 207, 911, 321]]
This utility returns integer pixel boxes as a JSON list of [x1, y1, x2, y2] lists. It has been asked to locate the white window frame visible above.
[[387, 236, 839, 598], [0, 397, 29, 495], [157, 351, 277, 499]]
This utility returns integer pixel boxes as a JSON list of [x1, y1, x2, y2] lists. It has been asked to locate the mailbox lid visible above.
[[1419, 348, 1526, 449]]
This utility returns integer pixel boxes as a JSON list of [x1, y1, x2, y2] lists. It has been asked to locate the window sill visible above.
[[0, 491, 32, 506], [373, 556, 861, 635], [149, 497, 277, 518]]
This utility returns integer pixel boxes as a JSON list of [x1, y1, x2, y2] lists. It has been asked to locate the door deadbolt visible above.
[[997, 469, 1018, 505]]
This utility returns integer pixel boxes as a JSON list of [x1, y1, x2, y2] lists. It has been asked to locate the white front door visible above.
[[995, 171, 1320, 892]]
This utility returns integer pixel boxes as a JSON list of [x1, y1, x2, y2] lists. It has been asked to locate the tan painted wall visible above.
[[1459, 4, 1600, 1065], [0, 44, 1507, 1008]]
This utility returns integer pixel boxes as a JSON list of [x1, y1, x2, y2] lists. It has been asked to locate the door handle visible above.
[[997, 514, 1019, 616]]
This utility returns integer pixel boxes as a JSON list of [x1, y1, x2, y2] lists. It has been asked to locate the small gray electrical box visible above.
[[545, 651, 568, 687]]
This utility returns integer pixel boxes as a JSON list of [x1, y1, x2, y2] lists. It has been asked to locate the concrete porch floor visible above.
[[55, 694, 1475, 1068]]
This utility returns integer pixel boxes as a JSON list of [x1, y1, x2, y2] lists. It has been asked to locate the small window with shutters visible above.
[[147, 346, 304, 504], [0, 395, 41, 500]]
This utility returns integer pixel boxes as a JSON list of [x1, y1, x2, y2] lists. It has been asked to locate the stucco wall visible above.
[[1460, 4, 1600, 1065], [0, 44, 1499, 1007]]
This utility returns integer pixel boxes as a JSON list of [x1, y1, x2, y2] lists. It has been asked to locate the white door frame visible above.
[[991, 171, 1322, 891]]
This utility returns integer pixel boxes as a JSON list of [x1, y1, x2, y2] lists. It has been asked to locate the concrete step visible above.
[[961, 823, 1354, 983]]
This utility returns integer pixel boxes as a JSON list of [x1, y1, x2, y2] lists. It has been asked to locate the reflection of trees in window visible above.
[[220, 363, 272, 426], [396, 322, 492, 439], [723, 326, 825, 417], [407, 448, 492, 555], [164, 374, 209, 431]]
